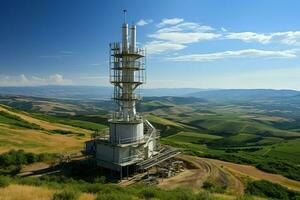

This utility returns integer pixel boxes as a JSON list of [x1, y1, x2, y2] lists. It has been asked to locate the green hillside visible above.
[[0, 93, 299, 197]]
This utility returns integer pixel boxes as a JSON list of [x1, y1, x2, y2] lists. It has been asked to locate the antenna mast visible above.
[[123, 9, 127, 23]]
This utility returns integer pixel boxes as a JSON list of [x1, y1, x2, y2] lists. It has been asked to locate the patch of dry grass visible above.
[[0, 184, 95, 200], [0, 104, 94, 153], [0, 125, 85, 153], [0, 105, 91, 134], [0, 184, 52, 200]]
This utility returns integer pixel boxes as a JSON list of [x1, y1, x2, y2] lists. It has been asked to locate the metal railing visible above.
[[110, 135, 145, 145], [120, 152, 144, 163], [109, 42, 145, 57], [112, 92, 141, 101], [110, 60, 145, 70], [110, 112, 143, 122], [110, 73, 146, 84]]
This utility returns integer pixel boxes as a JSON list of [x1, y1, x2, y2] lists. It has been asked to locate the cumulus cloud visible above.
[[157, 18, 184, 27], [49, 74, 72, 85], [168, 49, 298, 62], [0, 74, 72, 86], [136, 19, 153, 26]]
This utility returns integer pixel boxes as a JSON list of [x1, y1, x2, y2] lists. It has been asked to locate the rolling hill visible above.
[[0, 104, 109, 153], [0, 91, 299, 199]]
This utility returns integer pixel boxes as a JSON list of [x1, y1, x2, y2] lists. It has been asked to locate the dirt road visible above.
[[205, 158, 300, 192], [158, 154, 245, 195], [158, 154, 300, 194]]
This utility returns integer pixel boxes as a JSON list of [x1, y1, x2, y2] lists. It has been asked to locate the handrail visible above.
[[110, 135, 145, 144], [144, 119, 157, 147], [110, 42, 145, 56], [120, 152, 143, 163]]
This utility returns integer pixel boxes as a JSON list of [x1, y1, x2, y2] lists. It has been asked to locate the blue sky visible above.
[[1, 0, 300, 90]]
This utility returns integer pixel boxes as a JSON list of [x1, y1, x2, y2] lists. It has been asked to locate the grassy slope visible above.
[[0, 95, 299, 199], [0, 105, 96, 153], [143, 100, 300, 181]]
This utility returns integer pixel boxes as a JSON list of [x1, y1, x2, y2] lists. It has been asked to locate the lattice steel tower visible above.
[[84, 11, 179, 179], [109, 10, 145, 123]]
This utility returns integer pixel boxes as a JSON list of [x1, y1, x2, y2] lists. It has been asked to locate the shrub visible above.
[[235, 195, 254, 200], [195, 191, 213, 200], [51, 130, 74, 135], [0, 176, 10, 188], [202, 181, 213, 190], [52, 189, 79, 200], [96, 193, 133, 200], [245, 180, 300, 200], [170, 188, 196, 200], [138, 187, 159, 199], [0, 150, 57, 175], [256, 161, 300, 181], [93, 176, 106, 184], [80, 183, 103, 193], [17, 177, 43, 187], [202, 181, 226, 193], [0, 150, 56, 167]]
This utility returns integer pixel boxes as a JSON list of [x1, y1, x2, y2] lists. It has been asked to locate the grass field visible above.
[[0, 184, 95, 200], [0, 93, 299, 199], [0, 105, 93, 153]]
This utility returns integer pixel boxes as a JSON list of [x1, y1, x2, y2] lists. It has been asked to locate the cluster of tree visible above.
[[256, 161, 300, 181], [0, 150, 56, 175]]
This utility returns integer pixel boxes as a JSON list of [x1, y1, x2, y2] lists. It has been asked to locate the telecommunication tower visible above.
[[85, 11, 179, 179]]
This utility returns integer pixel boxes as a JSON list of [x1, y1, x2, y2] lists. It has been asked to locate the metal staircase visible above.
[[136, 147, 180, 170]]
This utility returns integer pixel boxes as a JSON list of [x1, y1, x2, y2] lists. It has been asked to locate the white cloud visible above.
[[146, 19, 219, 54], [225, 32, 273, 44], [145, 17, 300, 57], [225, 31, 300, 45], [0, 74, 72, 86], [149, 32, 220, 44], [168, 49, 298, 62], [157, 18, 184, 27], [144, 41, 186, 54], [49, 74, 72, 85], [150, 22, 219, 44], [157, 22, 214, 33], [136, 19, 153, 26], [221, 27, 227, 32], [20, 74, 29, 83], [271, 31, 300, 45]]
